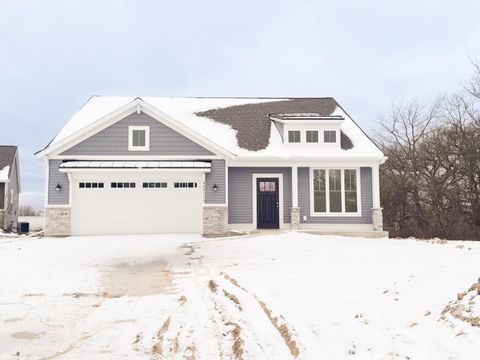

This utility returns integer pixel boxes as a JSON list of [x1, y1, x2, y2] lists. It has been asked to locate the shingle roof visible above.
[[196, 98, 339, 151], [0, 145, 17, 176]]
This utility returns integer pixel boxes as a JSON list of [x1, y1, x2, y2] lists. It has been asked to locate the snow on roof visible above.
[[47, 96, 384, 160], [0, 165, 10, 181]]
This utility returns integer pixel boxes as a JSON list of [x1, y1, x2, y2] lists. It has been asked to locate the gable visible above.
[[61, 112, 214, 156]]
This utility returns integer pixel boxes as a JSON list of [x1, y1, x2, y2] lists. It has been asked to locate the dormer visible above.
[[270, 113, 345, 148]]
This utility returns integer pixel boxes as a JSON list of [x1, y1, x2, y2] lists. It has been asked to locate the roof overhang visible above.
[[35, 98, 236, 160], [269, 114, 345, 125]]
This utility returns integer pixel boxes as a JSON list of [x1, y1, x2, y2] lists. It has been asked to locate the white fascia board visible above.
[[270, 117, 344, 125], [53, 155, 224, 160], [59, 168, 211, 173], [228, 158, 385, 168], [230, 155, 387, 164]]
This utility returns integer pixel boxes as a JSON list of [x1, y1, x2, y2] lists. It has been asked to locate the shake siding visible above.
[[205, 160, 226, 204], [48, 160, 69, 205], [61, 112, 214, 156], [228, 167, 292, 224], [298, 167, 373, 224]]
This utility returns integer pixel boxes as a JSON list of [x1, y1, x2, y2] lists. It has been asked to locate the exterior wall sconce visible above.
[[55, 184, 62, 191], [213, 184, 218, 192]]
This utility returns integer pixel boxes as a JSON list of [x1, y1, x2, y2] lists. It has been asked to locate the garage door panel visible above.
[[71, 172, 204, 235]]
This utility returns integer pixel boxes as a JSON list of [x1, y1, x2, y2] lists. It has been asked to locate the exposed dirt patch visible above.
[[225, 322, 244, 360], [4, 317, 23, 323], [208, 280, 218, 293], [11, 331, 44, 340], [152, 316, 171, 355], [223, 289, 242, 311], [22, 293, 45, 297], [259, 301, 299, 357], [102, 259, 175, 297], [441, 280, 480, 327]]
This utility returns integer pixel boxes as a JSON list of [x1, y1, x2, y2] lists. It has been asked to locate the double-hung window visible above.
[[312, 168, 360, 215], [128, 126, 150, 151]]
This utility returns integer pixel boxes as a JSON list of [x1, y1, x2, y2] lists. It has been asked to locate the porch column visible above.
[[371, 164, 383, 231], [290, 165, 300, 230]]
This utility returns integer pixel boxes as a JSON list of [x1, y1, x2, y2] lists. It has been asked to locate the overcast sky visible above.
[[1, 0, 480, 209]]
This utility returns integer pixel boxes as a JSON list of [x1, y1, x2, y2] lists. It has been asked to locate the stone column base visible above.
[[290, 207, 300, 230], [203, 205, 228, 236], [45, 207, 71, 236], [372, 207, 383, 231]]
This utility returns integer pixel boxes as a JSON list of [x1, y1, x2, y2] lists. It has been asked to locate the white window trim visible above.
[[252, 173, 284, 229], [128, 126, 150, 151], [323, 129, 338, 144], [309, 167, 362, 217]]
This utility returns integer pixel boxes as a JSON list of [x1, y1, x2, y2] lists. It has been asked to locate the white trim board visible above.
[[252, 173, 284, 230]]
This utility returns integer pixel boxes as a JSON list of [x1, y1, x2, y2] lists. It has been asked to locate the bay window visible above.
[[312, 168, 360, 215]]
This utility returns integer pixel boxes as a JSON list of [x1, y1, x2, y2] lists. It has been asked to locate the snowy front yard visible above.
[[1, 233, 480, 359]]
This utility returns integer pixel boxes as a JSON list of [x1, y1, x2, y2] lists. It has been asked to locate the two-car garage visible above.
[[67, 169, 205, 235]]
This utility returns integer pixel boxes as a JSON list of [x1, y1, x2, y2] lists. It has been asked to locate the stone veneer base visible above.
[[372, 207, 384, 232], [203, 205, 228, 236], [45, 207, 71, 236]]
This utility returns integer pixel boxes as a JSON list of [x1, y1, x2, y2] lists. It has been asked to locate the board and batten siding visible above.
[[298, 167, 373, 224], [205, 160, 226, 204], [61, 112, 214, 156], [228, 167, 292, 224], [48, 160, 69, 205]]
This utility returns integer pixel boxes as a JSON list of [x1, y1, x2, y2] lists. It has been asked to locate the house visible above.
[[0, 146, 21, 232], [35, 97, 387, 237]]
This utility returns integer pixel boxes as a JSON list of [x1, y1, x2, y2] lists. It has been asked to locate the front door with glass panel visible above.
[[257, 178, 279, 229]]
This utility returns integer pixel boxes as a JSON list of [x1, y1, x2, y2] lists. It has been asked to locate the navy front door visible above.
[[256, 178, 279, 229]]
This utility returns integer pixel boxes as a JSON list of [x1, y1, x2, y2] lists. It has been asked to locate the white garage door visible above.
[[70, 172, 204, 235]]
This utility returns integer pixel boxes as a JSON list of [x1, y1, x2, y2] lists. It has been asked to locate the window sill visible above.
[[309, 212, 362, 217]]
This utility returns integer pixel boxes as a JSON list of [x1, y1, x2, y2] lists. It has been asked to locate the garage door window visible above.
[[111, 182, 136, 188], [143, 182, 167, 188], [174, 182, 197, 188], [79, 182, 104, 189]]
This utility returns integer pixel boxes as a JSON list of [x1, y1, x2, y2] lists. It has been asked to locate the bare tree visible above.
[[19, 205, 40, 216]]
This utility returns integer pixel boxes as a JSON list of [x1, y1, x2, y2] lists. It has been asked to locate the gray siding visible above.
[[62, 112, 214, 156], [228, 167, 292, 224], [48, 160, 69, 205], [0, 183, 4, 209], [205, 160, 226, 204], [298, 167, 373, 224]]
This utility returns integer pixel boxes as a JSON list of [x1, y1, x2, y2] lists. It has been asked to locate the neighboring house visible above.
[[35, 97, 387, 237], [0, 146, 20, 232]]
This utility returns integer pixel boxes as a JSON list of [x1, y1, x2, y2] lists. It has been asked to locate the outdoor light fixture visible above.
[[55, 184, 62, 191], [213, 184, 218, 192]]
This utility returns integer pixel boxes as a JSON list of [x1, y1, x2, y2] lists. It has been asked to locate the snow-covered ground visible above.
[[1, 233, 480, 359]]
